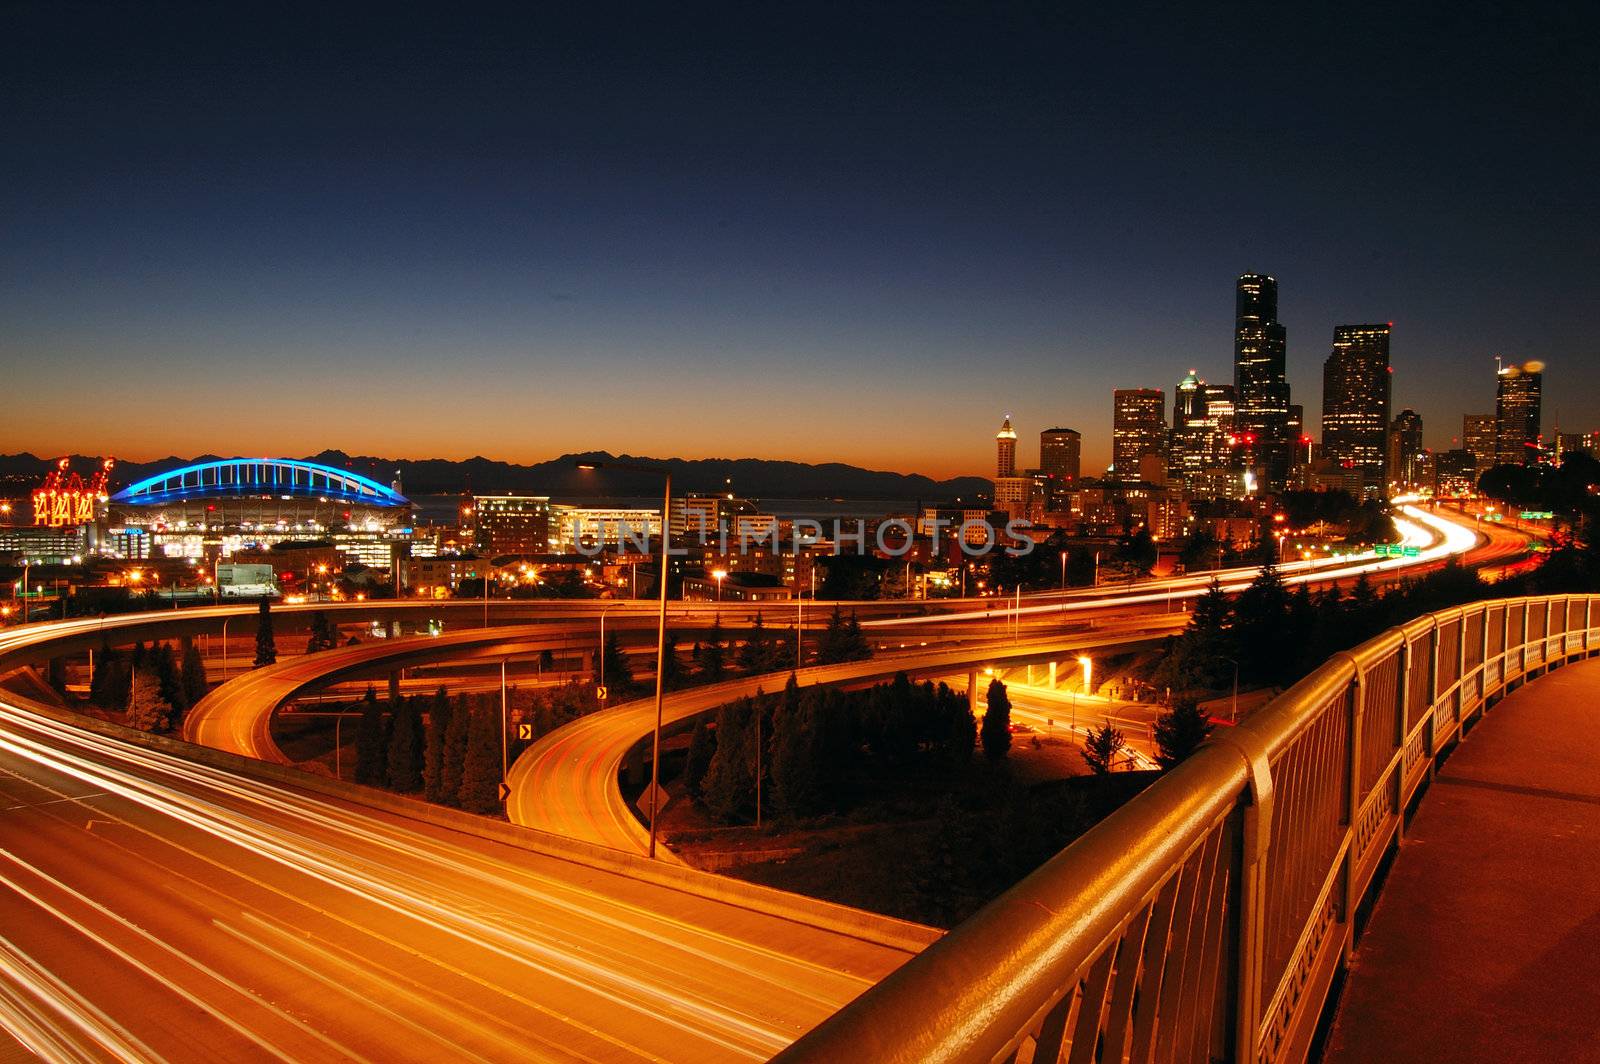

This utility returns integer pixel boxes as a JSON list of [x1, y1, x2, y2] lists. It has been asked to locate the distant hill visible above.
[[0, 450, 992, 503]]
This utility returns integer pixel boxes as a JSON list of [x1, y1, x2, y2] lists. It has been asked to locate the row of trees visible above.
[[91, 637, 208, 733], [684, 672, 977, 824], [346, 680, 602, 814], [1154, 559, 1516, 701]]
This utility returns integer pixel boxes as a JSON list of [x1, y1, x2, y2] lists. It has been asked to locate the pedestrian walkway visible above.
[[1323, 656, 1600, 1063]]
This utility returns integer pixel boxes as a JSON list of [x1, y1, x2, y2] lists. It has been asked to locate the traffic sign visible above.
[[637, 781, 670, 822], [497, 782, 511, 802], [595, 685, 608, 702], [1375, 544, 1420, 558], [516, 723, 533, 741]]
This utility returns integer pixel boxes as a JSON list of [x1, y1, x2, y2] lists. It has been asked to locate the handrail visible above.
[[775, 594, 1599, 1064]]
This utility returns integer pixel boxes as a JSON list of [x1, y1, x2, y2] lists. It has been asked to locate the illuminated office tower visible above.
[[1112, 389, 1167, 480], [1321, 323, 1392, 498], [995, 415, 1017, 478], [1495, 361, 1544, 464], [1463, 413, 1497, 475], [1233, 273, 1292, 487]]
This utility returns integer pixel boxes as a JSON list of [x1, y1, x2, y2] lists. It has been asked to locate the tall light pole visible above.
[[579, 460, 672, 858], [598, 603, 615, 694], [1222, 656, 1239, 721], [1059, 549, 1067, 590], [711, 568, 727, 602]]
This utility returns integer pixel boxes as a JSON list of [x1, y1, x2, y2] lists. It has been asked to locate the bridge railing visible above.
[[774, 594, 1597, 1064]]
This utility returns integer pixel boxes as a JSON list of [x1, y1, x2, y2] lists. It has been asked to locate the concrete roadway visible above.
[[0, 693, 931, 1063]]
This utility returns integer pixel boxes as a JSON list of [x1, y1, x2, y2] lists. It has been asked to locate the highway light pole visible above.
[[598, 603, 615, 692], [1222, 656, 1239, 721], [579, 460, 672, 858]]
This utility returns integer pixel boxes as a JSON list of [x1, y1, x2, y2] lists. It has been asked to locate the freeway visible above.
[[508, 503, 1497, 855], [178, 502, 1496, 856], [0, 692, 931, 1062]]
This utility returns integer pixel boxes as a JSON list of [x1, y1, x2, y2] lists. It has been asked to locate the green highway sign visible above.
[[1519, 511, 1554, 520], [1375, 544, 1421, 558]]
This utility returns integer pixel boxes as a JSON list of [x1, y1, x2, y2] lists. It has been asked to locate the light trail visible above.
[[0, 693, 924, 1061]]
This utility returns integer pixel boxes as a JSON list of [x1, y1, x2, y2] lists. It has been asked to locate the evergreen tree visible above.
[[660, 635, 686, 691], [130, 641, 148, 670], [354, 687, 390, 786], [701, 698, 757, 822], [253, 598, 277, 667], [458, 698, 505, 814], [126, 671, 169, 733], [1233, 561, 1291, 685], [179, 637, 208, 708], [90, 641, 120, 708], [439, 694, 472, 805], [1157, 578, 1235, 692], [423, 687, 453, 802], [1154, 698, 1214, 769], [683, 717, 716, 797], [770, 686, 823, 817], [152, 642, 188, 721], [695, 618, 727, 681], [738, 613, 778, 674], [841, 612, 872, 662], [816, 606, 848, 664], [1082, 723, 1125, 775], [946, 685, 977, 768], [600, 630, 635, 694], [305, 611, 338, 653], [386, 696, 425, 792], [980, 677, 1012, 761]]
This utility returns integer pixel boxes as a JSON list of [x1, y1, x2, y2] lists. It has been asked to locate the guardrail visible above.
[[774, 593, 1597, 1064]]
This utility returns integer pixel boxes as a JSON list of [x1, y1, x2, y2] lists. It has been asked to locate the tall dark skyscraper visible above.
[[1039, 428, 1081, 482], [1388, 408, 1424, 488], [1112, 388, 1167, 479], [1495, 361, 1544, 464], [1321, 323, 1392, 497], [1233, 273, 1292, 487]]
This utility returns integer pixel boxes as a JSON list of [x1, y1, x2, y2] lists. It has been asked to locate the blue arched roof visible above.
[[111, 458, 409, 507]]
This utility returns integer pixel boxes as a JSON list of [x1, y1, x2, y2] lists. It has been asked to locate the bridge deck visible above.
[[1325, 657, 1600, 1063]]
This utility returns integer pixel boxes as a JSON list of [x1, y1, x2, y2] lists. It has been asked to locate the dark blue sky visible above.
[[2, 3, 1595, 476]]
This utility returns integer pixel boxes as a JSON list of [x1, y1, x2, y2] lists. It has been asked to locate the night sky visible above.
[[2, 4, 1595, 477]]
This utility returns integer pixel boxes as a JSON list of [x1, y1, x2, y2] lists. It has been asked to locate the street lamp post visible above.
[[1222, 655, 1239, 721], [711, 568, 727, 603], [598, 603, 615, 694], [1059, 549, 1067, 590], [580, 460, 672, 859]]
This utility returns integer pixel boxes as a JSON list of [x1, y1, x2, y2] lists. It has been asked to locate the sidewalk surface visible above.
[[1323, 657, 1600, 1063]]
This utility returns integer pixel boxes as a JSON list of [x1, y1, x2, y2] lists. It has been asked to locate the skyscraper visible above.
[[1112, 389, 1167, 480], [1233, 273, 1292, 487], [995, 415, 1017, 478], [1388, 408, 1424, 488], [1039, 428, 1081, 481], [1039, 427, 1081, 510], [1321, 323, 1392, 497], [1495, 361, 1544, 465], [1463, 413, 1497, 475]]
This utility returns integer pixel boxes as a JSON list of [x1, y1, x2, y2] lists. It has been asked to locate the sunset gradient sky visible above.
[[2, 5, 1594, 479]]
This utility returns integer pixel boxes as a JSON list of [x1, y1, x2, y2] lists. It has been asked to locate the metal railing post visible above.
[[1217, 730, 1274, 1064], [1342, 660, 1364, 963]]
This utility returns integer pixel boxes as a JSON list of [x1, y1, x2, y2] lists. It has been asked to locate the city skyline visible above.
[[3, 7, 1594, 477]]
